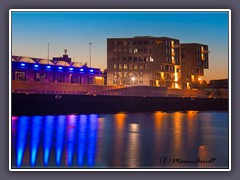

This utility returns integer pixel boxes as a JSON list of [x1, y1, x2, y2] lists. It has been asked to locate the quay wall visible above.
[[12, 93, 228, 116]]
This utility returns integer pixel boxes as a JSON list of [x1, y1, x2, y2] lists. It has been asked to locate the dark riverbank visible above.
[[11, 93, 228, 116]]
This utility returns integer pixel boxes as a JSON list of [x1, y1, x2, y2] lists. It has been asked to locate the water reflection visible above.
[[127, 123, 140, 167], [12, 111, 228, 168], [16, 116, 29, 167], [43, 116, 54, 166], [114, 113, 125, 166]]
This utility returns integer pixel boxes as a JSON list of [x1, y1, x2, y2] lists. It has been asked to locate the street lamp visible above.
[[89, 42, 92, 67], [131, 76, 135, 86]]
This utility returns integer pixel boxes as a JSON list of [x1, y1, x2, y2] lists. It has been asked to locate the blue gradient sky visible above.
[[12, 11, 229, 82]]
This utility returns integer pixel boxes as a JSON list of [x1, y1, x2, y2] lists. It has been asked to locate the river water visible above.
[[11, 111, 229, 169]]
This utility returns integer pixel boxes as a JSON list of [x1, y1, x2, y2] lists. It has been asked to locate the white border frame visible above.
[[9, 9, 231, 172]]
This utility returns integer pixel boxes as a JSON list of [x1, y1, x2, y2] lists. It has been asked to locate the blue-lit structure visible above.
[[12, 55, 103, 85]]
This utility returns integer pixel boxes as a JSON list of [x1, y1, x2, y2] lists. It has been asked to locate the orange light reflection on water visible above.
[[114, 113, 126, 166]]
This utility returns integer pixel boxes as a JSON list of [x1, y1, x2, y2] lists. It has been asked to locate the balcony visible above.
[[201, 49, 210, 54]]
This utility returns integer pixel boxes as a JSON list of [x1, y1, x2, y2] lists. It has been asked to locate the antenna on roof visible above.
[[64, 49, 67, 55], [48, 43, 50, 60]]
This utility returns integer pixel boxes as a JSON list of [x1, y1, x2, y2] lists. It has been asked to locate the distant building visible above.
[[103, 69, 107, 85], [180, 43, 209, 89], [209, 79, 228, 89], [12, 55, 103, 85], [107, 36, 181, 88]]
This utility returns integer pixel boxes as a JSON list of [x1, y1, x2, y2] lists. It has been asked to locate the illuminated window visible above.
[[119, 64, 122, 69], [134, 49, 138, 53], [139, 65, 144, 70], [114, 64, 117, 69], [124, 72, 128, 77], [113, 72, 118, 77], [134, 64, 138, 70], [119, 72, 123, 77], [150, 57, 154, 62], [140, 72, 143, 77], [113, 79, 117, 85], [129, 64, 133, 70]]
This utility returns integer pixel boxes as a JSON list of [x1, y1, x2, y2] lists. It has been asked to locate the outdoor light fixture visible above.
[[131, 77, 136, 81], [46, 65, 51, 69], [89, 69, 94, 73], [20, 63, 25, 67], [69, 67, 73, 71], [34, 64, 39, 68], [58, 67, 63, 70], [80, 68, 84, 72]]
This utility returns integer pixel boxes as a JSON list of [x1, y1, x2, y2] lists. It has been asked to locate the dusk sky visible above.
[[11, 10, 229, 82]]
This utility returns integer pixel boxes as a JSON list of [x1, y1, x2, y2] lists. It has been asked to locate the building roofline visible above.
[[181, 43, 208, 46], [107, 36, 179, 40]]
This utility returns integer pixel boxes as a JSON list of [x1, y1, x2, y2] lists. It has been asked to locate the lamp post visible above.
[[89, 42, 92, 67]]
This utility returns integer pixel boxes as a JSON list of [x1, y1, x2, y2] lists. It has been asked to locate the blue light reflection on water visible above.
[[43, 116, 54, 166], [77, 115, 87, 166], [16, 116, 29, 167], [66, 115, 77, 166], [12, 111, 229, 168], [55, 115, 66, 166], [88, 114, 98, 167], [30, 116, 42, 167]]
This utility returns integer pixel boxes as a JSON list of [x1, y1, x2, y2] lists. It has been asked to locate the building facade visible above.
[[180, 43, 209, 89], [107, 36, 181, 88], [12, 55, 103, 85]]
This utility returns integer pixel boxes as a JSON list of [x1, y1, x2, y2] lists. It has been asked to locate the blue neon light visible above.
[[46, 65, 51, 69], [34, 64, 39, 68], [89, 69, 94, 73], [69, 67, 73, 71], [80, 68, 84, 72], [20, 63, 25, 67], [58, 67, 63, 70]]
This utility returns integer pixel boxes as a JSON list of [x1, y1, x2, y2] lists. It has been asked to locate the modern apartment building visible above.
[[107, 36, 181, 88], [180, 43, 209, 89]]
